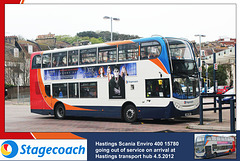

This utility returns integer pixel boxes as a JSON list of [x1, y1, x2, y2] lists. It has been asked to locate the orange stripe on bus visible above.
[[149, 58, 168, 74], [105, 40, 134, 46], [205, 140, 209, 145], [32, 132, 85, 139], [37, 69, 97, 111]]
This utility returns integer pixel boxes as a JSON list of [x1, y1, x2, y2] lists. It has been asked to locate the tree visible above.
[[55, 35, 104, 45], [89, 37, 104, 44], [207, 65, 228, 86], [55, 35, 82, 44], [76, 31, 140, 42], [77, 31, 99, 38]]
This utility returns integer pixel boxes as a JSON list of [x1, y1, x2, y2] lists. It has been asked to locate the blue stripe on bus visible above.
[[132, 37, 171, 74], [31, 102, 199, 120]]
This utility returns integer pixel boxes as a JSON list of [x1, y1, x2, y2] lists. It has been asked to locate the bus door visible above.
[[44, 84, 52, 109], [205, 146, 212, 158]]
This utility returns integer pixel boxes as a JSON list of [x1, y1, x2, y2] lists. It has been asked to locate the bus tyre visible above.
[[55, 104, 65, 119], [213, 153, 217, 158], [123, 105, 137, 123]]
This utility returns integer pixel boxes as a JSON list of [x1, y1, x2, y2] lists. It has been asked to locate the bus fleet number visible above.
[[165, 141, 179, 146], [154, 141, 179, 146]]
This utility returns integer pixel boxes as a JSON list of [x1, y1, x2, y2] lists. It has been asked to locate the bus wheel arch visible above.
[[122, 102, 138, 123], [213, 152, 217, 158], [54, 102, 66, 119]]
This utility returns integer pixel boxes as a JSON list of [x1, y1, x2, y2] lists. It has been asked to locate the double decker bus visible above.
[[195, 135, 236, 158], [30, 36, 200, 122]]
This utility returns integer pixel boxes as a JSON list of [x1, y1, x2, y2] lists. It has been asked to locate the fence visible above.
[[199, 94, 236, 132], [6, 86, 30, 104]]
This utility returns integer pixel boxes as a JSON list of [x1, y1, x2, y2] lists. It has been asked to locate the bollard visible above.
[[230, 99, 236, 132], [200, 96, 203, 125], [214, 96, 217, 113], [218, 95, 222, 123]]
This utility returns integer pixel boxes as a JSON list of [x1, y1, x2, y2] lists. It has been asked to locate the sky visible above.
[[5, 4, 236, 43]]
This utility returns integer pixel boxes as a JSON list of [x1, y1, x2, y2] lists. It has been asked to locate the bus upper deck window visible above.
[[32, 55, 41, 69], [52, 52, 67, 67], [42, 53, 51, 68], [118, 43, 138, 62], [140, 41, 161, 60], [168, 39, 193, 60], [98, 46, 117, 63], [68, 50, 78, 66], [80, 48, 96, 64]]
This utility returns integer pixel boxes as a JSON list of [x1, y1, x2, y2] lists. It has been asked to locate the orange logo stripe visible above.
[[205, 140, 209, 145], [149, 58, 168, 74]]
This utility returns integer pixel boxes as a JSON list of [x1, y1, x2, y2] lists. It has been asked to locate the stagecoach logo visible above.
[[0, 140, 87, 160], [184, 101, 194, 104], [1, 140, 18, 158]]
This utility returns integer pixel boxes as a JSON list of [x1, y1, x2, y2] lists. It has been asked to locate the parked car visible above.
[[201, 86, 214, 94], [217, 88, 235, 104], [217, 86, 230, 94], [207, 86, 214, 93]]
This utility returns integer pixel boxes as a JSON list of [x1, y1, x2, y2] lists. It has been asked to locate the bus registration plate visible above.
[[185, 113, 192, 116]]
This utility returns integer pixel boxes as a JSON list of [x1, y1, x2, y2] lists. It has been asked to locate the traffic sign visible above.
[[198, 66, 202, 72], [214, 63, 218, 70]]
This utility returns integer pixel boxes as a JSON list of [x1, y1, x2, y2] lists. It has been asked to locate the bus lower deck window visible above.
[[146, 79, 170, 98], [80, 82, 97, 98], [52, 83, 68, 98]]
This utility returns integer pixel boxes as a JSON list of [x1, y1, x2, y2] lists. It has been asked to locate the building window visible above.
[[98, 46, 117, 63], [118, 43, 138, 62], [68, 50, 78, 66], [80, 48, 96, 64], [32, 55, 41, 69], [141, 41, 161, 60], [69, 83, 79, 98], [42, 53, 51, 68], [52, 83, 68, 98], [146, 79, 170, 98], [52, 52, 67, 67], [80, 82, 97, 98]]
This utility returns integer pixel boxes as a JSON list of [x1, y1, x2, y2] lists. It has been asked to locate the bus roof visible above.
[[31, 36, 188, 55]]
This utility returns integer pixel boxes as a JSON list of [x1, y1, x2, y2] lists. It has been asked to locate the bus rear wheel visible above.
[[213, 152, 217, 158], [55, 103, 65, 119], [123, 105, 137, 123]]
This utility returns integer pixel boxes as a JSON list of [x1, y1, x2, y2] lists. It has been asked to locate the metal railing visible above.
[[8, 93, 30, 104], [199, 94, 236, 132], [230, 99, 236, 132]]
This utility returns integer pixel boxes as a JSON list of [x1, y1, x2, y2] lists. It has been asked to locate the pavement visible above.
[[187, 98, 235, 132], [4, 98, 236, 132]]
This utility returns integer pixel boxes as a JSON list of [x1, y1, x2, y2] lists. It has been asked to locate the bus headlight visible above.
[[173, 102, 182, 109]]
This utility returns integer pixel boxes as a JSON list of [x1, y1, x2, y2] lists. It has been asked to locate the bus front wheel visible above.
[[55, 103, 65, 119], [123, 105, 137, 123]]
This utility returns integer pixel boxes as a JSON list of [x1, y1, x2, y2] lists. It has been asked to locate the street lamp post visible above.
[[195, 34, 206, 92], [103, 16, 120, 41]]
